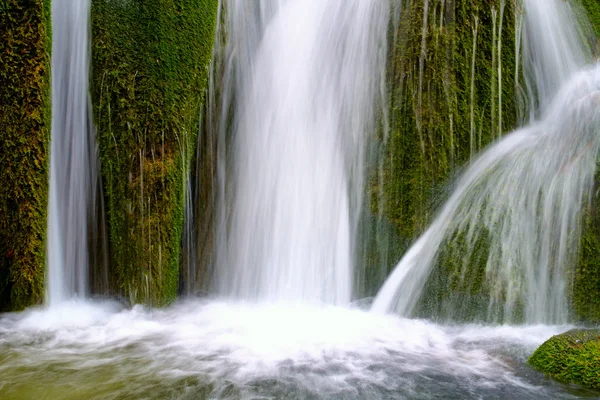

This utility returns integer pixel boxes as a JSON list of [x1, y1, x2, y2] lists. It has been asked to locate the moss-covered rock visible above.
[[368, 0, 522, 315], [379, 0, 520, 236], [370, 0, 600, 323], [571, 194, 600, 323], [529, 329, 600, 390], [0, 0, 51, 311], [580, 0, 600, 39], [90, 0, 217, 305], [571, 0, 600, 326]]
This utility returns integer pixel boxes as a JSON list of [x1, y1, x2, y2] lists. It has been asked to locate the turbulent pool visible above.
[[0, 300, 596, 399]]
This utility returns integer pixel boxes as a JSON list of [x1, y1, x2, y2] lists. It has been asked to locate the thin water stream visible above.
[[48, 0, 96, 305]]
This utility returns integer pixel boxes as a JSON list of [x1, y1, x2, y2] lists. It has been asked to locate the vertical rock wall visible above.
[[0, 0, 51, 310], [90, 0, 217, 305]]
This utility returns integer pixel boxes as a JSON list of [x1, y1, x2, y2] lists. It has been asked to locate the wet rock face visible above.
[[0, 0, 51, 311], [90, 0, 218, 305], [529, 329, 600, 390]]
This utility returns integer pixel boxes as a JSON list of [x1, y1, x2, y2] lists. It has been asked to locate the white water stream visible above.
[[47, 0, 96, 306], [213, 0, 388, 304]]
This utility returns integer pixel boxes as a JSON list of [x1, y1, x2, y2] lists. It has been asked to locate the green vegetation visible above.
[[529, 329, 600, 389], [580, 0, 600, 38], [378, 0, 520, 238], [367, 0, 522, 316], [369, 0, 600, 323], [91, 0, 217, 305], [576, 0, 600, 58], [572, 2, 600, 323], [0, 0, 51, 310], [572, 179, 600, 323]]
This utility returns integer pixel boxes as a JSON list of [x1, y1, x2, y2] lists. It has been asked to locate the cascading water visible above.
[[521, 0, 589, 117], [372, 0, 599, 324], [47, 0, 96, 305], [5, 1, 600, 399], [213, 0, 388, 304]]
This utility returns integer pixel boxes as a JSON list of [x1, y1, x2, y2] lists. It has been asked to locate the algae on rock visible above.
[[529, 329, 600, 390], [572, 168, 600, 323], [371, 0, 600, 324], [90, 0, 218, 305], [0, 0, 51, 310], [367, 0, 521, 317], [579, 0, 600, 39], [569, 0, 600, 323]]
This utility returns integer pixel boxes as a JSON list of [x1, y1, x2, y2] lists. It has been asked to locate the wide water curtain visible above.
[[373, 0, 600, 324], [48, 0, 96, 305], [214, 0, 388, 304]]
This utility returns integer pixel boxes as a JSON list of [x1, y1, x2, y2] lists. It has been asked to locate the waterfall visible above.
[[372, 0, 599, 323], [47, 0, 97, 305], [521, 0, 589, 118], [212, 0, 388, 304]]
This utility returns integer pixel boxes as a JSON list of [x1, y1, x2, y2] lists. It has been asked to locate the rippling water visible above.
[[0, 300, 597, 399]]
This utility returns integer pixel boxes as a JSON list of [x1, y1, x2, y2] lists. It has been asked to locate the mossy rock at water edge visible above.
[[0, 0, 51, 310], [90, 0, 218, 305], [529, 329, 600, 390]]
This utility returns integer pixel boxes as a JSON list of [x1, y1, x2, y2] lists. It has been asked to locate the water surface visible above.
[[1, 300, 596, 399]]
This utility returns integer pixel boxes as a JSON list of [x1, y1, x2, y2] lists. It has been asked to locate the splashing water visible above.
[[372, 0, 600, 323], [0, 300, 587, 399], [48, 0, 97, 305], [5, 2, 600, 399], [212, 0, 388, 304]]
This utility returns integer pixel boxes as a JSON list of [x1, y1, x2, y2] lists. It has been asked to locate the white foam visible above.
[[0, 300, 570, 397]]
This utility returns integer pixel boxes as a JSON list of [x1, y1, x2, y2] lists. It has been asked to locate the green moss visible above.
[[0, 0, 51, 310], [379, 0, 519, 233], [369, 0, 521, 316], [91, 0, 217, 305], [579, 0, 600, 37], [573, 1, 600, 324], [571, 175, 600, 322], [529, 329, 600, 390], [415, 228, 493, 322]]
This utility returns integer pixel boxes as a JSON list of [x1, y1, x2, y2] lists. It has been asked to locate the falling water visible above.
[[6, 2, 600, 398], [521, 0, 589, 117], [47, 0, 96, 305], [213, 0, 388, 304], [372, 0, 599, 324]]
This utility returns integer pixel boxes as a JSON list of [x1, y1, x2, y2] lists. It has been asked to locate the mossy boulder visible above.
[[90, 0, 217, 305], [529, 329, 600, 390], [0, 0, 51, 310]]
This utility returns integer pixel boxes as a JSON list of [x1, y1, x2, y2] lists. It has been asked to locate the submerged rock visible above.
[[529, 329, 600, 389]]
